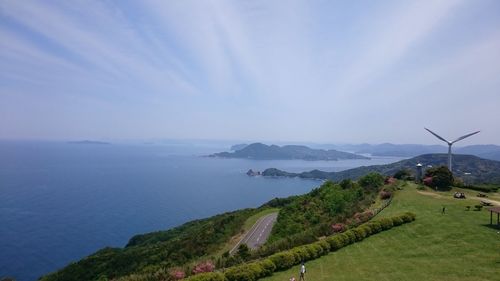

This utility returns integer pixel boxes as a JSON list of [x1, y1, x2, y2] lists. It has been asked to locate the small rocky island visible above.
[[246, 169, 261, 176], [210, 143, 369, 161]]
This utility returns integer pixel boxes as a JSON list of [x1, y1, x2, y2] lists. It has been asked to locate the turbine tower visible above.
[[424, 128, 480, 172]]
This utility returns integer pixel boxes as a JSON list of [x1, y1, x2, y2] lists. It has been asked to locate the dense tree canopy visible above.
[[425, 166, 454, 190]]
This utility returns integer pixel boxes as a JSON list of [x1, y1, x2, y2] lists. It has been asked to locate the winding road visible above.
[[230, 212, 278, 254]]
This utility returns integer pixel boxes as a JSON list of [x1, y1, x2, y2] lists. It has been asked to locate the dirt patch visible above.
[[417, 191, 443, 198], [416, 190, 500, 206], [473, 198, 500, 206]]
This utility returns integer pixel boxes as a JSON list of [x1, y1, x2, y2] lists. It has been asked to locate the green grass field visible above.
[[261, 183, 500, 281]]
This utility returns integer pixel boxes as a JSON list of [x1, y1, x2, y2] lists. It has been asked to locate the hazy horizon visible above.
[[1, 1, 500, 144], [1, 137, 499, 148]]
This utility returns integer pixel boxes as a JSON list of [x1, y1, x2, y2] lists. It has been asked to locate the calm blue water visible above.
[[0, 141, 404, 281]]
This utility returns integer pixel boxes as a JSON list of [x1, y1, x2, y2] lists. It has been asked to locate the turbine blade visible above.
[[451, 131, 480, 144], [424, 128, 450, 144]]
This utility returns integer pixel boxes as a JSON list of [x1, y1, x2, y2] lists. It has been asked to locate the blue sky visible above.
[[1, 0, 499, 144]]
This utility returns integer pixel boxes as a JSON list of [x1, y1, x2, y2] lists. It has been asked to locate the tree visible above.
[[339, 179, 355, 189], [236, 244, 250, 261], [358, 172, 385, 189], [425, 166, 453, 190], [393, 169, 411, 180]]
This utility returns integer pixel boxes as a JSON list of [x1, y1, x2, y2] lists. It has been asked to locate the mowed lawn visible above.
[[261, 184, 500, 281]]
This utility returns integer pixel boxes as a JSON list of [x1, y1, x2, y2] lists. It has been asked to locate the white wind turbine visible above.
[[424, 128, 480, 173]]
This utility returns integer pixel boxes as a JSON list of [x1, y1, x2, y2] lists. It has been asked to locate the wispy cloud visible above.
[[0, 0, 499, 142]]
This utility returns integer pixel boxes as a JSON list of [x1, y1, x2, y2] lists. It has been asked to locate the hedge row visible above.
[[184, 212, 416, 281], [462, 185, 499, 193]]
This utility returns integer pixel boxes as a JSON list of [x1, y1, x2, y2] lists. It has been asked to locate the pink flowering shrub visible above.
[[380, 190, 392, 200], [385, 177, 397, 185], [423, 176, 433, 187], [192, 261, 215, 274], [353, 211, 374, 224], [331, 223, 346, 233], [170, 268, 185, 280]]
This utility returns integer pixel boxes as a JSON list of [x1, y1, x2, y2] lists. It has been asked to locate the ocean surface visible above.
[[0, 141, 405, 281]]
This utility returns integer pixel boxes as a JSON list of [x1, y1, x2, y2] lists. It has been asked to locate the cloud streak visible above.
[[0, 0, 499, 143]]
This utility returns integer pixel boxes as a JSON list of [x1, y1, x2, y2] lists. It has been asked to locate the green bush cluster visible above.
[[268, 181, 373, 243], [462, 185, 499, 193], [224, 259, 276, 281]]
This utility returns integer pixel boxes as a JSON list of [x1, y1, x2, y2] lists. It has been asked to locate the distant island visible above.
[[210, 143, 369, 160], [262, 153, 500, 184], [67, 140, 111, 145]]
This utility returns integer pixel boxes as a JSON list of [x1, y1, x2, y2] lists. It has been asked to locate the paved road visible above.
[[230, 212, 278, 253]]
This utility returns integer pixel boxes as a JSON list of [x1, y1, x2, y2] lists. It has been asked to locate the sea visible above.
[[0, 141, 405, 281]]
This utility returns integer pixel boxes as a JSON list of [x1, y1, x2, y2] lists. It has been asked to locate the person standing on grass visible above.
[[442, 206, 446, 214], [299, 262, 306, 281]]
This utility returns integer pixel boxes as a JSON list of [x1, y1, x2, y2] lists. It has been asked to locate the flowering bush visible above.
[[384, 177, 397, 185], [170, 268, 186, 280], [331, 223, 346, 233], [423, 176, 433, 187], [380, 190, 392, 200], [192, 261, 215, 275], [353, 211, 374, 223]]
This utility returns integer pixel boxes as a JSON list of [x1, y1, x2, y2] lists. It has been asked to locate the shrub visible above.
[[304, 244, 320, 259], [185, 272, 225, 281], [339, 179, 355, 189], [365, 221, 382, 234], [394, 169, 411, 180], [342, 230, 356, 244], [463, 185, 499, 193], [316, 240, 331, 254], [391, 216, 404, 226], [358, 172, 385, 189], [359, 225, 372, 236], [380, 190, 392, 200], [385, 177, 397, 185], [351, 227, 367, 241], [290, 247, 308, 262], [310, 243, 324, 257], [254, 259, 276, 278], [170, 269, 186, 280], [400, 213, 415, 223], [404, 212, 416, 221], [192, 261, 215, 274], [268, 252, 295, 270], [326, 235, 344, 251], [378, 218, 394, 230], [423, 177, 433, 187], [225, 262, 263, 281], [237, 244, 251, 261], [331, 223, 346, 233]]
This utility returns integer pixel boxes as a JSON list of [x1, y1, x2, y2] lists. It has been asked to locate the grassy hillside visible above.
[[261, 184, 500, 281]]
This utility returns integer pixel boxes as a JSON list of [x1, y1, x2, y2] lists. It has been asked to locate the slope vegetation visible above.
[[261, 184, 500, 281]]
